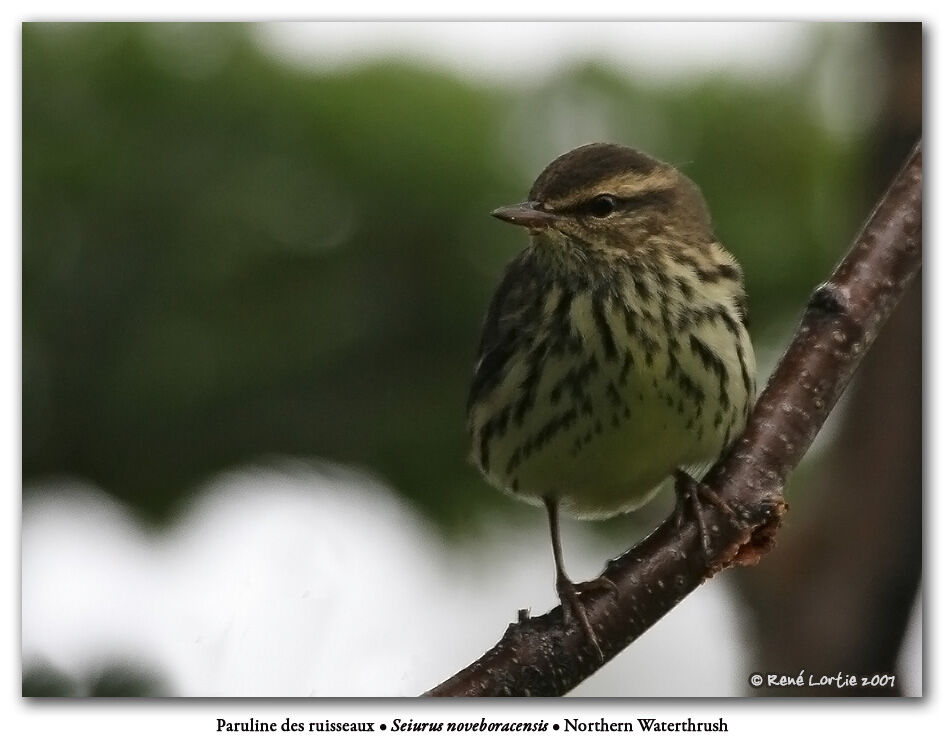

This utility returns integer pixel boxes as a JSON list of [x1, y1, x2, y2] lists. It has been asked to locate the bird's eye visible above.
[[587, 194, 617, 218]]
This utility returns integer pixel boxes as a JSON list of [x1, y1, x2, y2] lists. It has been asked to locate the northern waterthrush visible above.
[[467, 143, 756, 655]]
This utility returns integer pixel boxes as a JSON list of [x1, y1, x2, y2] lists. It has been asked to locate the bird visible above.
[[466, 143, 756, 656]]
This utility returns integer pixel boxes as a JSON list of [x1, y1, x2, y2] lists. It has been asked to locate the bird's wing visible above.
[[467, 251, 539, 413]]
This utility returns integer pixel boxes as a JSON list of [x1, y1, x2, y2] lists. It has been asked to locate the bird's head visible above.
[[492, 143, 713, 253]]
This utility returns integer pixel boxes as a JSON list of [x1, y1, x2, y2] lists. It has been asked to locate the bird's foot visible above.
[[673, 469, 745, 561], [555, 574, 617, 661]]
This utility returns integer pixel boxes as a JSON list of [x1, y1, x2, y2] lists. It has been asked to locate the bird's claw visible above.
[[573, 576, 619, 599], [673, 469, 745, 561], [556, 574, 617, 662]]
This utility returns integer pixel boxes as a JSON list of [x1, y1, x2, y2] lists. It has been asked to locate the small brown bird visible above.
[[467, 143, 755, 655]]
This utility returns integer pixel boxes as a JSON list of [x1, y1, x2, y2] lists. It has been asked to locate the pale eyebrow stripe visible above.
[[544, 174, 677, 209]]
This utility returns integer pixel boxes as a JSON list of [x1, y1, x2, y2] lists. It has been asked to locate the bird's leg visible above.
[[543, 497, 614, 661], [673, 469, 744, 560]]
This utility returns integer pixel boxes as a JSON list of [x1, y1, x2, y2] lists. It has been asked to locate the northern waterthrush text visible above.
[[467, 143, 756, 655]]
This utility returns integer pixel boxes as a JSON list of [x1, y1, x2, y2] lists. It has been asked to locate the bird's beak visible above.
[[491, 201, 557, 230]]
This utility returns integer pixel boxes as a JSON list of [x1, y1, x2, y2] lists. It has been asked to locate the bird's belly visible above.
[[472, 313, 752, 519], [485, 373, 719, 517], [525, 403, 711, 517]]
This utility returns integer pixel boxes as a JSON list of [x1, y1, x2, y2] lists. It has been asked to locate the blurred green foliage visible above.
[[23, 23, 870, 527]]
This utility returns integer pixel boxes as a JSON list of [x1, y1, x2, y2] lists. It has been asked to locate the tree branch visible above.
[[425, 140, 922, 697]]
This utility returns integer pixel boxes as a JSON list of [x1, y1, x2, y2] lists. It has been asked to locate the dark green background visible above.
[[22, 23, 867, 525]]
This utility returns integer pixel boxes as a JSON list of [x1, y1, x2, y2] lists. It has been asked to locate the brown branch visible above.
[[425, 140, 922, 697]]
